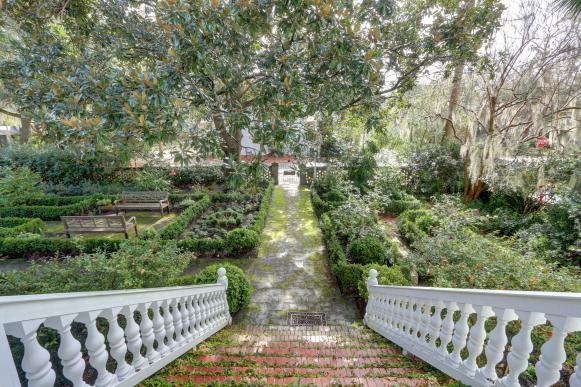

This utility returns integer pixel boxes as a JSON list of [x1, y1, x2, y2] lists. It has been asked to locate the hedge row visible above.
[[157, 195, 211, 240], [314, 194, 411, 300], [0, 236, 121, 259], [0, 195, 109, 220], [178, 183, 274, 255], [0, 218, 44, 238]]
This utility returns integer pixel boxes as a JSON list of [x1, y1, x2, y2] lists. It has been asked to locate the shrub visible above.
[[328, 199, 378, 244], [158, 195, 210, 240], [225, 228, 260, 255], [381, 197, 422, 216], [0, 235, 122, 259], [410, 229, 581, 292], [175, 263, 252, 313], [357, 264, 411, 300], [0, 144, 119, 184], [0, 195, 107, 220], [170, 165, 224, 187], [251, 183, 273, 233], [0, 166, 44, 205], [178, 237, 225, 253], [0, 217, 43, 237], [0, 240, 189, 295], [133, 167, 172, 191], [333, 262, 365, 293], [347, 236, 388, 265]]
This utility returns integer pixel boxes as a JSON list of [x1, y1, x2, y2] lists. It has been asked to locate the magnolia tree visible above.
[[1, 0, 504, 162]]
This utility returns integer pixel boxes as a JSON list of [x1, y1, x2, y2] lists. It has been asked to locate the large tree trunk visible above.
[[20, 117, 31, 144], [212, 110, 241, 161], [441, 62, 465, 143]]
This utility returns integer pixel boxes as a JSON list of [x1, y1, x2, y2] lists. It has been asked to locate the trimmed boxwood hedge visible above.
[[0, 194, 109, 220], [178, 183, 274, 255], [157, 195, 211, 240], [0, 236, 121, 259], [0, 217, 44, 237]]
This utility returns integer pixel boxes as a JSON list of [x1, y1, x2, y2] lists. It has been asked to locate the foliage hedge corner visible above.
[[157, 195, 211, 240], [175, 262, 253, 313]]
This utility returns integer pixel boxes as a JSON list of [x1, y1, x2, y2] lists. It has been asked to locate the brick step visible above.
[[189, 354, 414, 368], [217, 340, 393, 349], [208, 347, 401, 357], [172, 365, 431, 378], [164, 374, 437, 386]]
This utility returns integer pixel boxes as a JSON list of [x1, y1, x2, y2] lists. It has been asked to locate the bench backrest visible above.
[[62, 216, 127, 230], [121, 191, 168, 203]]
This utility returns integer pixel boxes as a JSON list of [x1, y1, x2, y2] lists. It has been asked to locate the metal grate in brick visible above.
[[287, 312, 326, 326]]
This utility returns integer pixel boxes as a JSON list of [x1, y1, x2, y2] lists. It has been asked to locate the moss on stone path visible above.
[[234, 185, 360, 325]]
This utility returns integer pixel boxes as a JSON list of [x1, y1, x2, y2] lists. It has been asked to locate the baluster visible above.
[[477, 307, 517, 383], [151, 301, 169, 356], [410, 299, 423, 340], [570, 352, 581, 387], [496, 311, 545, 387], [171, 298, 185, 345], [400, 298, 410, 335], [420, 299, 434, 343], [393, 297, 403, 331], [427, 301, 444, 348], [162, 300, 176, 350], [186, 296, 196, 338], [207, 292, 216, 328], [193, 294, 202, 336], [180, 297, 192, 342], [462, 305, 494, 376], [102, 308, 134, 380], [45, 315, 88, 387], [199, 293, 208, 334], [450, 303, 474, 366], [438, 301, 458, 357], [77, 312, 117, 387], [535, 316, 581, 387], [6, 320, 56, 387], [385, 297, 397, 330], [121, 305, 148, 370], [138, 303, 161, 363]]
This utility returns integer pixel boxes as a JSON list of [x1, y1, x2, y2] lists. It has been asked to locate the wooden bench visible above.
[[114, 191, 170, 215], [61, 216, 138, 239]]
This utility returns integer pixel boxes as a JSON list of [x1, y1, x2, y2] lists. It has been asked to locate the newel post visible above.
[[217, 267, 228, 289], [364, 269, 379, 326]]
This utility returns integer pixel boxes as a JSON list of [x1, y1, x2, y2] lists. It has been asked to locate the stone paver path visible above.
[[235, 184, 360, 325]]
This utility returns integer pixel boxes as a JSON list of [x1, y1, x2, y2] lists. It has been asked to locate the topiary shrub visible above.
[[176, 263, 253, 313], [225, 228, 260, 255], [357, 264, 411, 300], [347, 236, 388, 265]]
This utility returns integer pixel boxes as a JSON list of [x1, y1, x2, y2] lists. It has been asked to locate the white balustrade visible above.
[[0, 268, 231, 387], [364, 269, 581, 387]]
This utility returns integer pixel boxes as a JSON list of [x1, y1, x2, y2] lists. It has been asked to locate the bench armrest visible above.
[[160, 199, 169, 205], [127, 216, 137, 225], [113, 199, 121, 205]]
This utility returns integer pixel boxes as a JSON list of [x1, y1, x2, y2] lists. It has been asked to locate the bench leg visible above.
[[134, 224, 138, 237], [124, 231, 129, 239]]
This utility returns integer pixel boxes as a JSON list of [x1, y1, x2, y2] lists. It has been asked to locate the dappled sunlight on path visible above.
[[235, 185, 360, 325]]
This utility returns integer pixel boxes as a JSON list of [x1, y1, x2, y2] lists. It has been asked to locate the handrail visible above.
[[364, 269, 581, 387], [0, 267, 232, 387]]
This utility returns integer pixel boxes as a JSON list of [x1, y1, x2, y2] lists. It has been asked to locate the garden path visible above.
[[234, 184, 360, 325]]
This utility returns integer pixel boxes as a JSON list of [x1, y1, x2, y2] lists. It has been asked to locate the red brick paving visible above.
[[152, 325, 445, 386]]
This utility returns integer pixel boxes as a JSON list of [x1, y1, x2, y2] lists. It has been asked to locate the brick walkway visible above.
[[143, 325, 447, 386]]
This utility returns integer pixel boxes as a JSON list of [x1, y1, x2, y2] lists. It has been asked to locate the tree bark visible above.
[[20, 116, 31, 144], [212, 110, 241, 160], [441, 62, 465, 143]]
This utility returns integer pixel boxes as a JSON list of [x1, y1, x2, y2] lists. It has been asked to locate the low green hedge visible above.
[[0, 195, 109, 220], [0, 217, 44, 237], [174, 262, 253, 313], [0, 236, 121, 259], [157, 195, 211, 240], [381, 197, 423, 215]]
